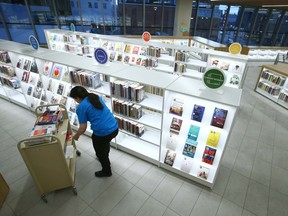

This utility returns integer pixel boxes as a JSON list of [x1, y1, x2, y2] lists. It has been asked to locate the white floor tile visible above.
[[216, 199, 243, 216], [136, 197, 167, 216]]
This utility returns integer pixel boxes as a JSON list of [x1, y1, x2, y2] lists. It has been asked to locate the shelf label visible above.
[[203, 68, 226, 89], [94, 48, 108, 64], [229, 42, 242, 55], [29, 35, 39, 50], [142, 31, 151, 42]]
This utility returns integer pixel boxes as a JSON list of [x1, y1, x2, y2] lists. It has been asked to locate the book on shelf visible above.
[[50, 95, 60, 104], [56, 83, 65, 95], [180, 157, 192, 173], [28, 72, 38, 85], [60, 96, 68, 106], [136, 57, 142, 65], [31, 124, 57, 137], [116, 53, 123, 62], [16, 58, 24, 69], [51, 64, 64, 80], [202, 146, 217, 165], [132, 46, 140, 55], [27, 85, 33, 96], [21, 71, 30, 83], [197, 165, 210, 180], [187, 124, 200, 141], [206, 130, 221, 148], [109, 52, 116, 61], [47, 78, 56, 92], [182, 137, 198, 158], [124, 55, 130, 64], [169, 98, 184, 116], [43, 61, 53, 77], [124, 44, 132, 53], [166, 133, 178, 150], [0, 51, 11, 63], [23, 59, 32, 71], [210, 107, 228, 129], [191, 104, 205, 122], [32, 87, 42, 99], [164, 149, 176, 166], [30, 60, 39, 73], [169, 117, 183, 135], [61, 70, 71, 83]]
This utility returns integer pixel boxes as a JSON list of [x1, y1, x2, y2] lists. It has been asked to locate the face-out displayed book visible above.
[[164, 149, 176, 166], [0, 51, 11, 63], [187, 124, 200, 141], [210, 107, 228, 129], [21, 71, 30, 83], [166, 133, 178, 151], [169, 98, 184, 116], [206, 130, 221, 148], [16, 58, 24, 69], [51, 64, 64, 80], [43, 61, 53, 77], [191, 104, 205, 122], [182, 139, 198, 158], [169, 117, 183, 135], [197, 165, 210, 180], [202, 146, 217, 165], [181, 157, 193, 173]]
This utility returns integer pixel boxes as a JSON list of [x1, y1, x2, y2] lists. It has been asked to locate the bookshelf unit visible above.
[[161, 77, 241, 188], [255, 64, 288, 109], [44, 29, 248, 89], [1, 39, 242, 188], [17, 104, 80, 202]]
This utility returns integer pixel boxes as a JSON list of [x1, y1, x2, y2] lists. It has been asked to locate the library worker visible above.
[[70, 86, 118, 177]]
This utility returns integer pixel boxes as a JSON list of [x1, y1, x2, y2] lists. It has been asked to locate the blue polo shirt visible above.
[[76, 96, 118, 136]]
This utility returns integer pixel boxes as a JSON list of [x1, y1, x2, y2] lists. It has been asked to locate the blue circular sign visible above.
[[29, 35, 39, 50], [94, 48, 108, 64]]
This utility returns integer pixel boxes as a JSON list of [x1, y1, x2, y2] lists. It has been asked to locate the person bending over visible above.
[[70, 86, 118, 177]]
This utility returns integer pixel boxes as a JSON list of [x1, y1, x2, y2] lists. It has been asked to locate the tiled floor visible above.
[[1, 65, 288, 216]]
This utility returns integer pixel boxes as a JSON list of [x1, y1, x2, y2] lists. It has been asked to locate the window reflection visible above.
[[223, 6, 241, 45], [237, 8, 257, 45], [263, 9, 283, 46], [210, 5, 228, 43], [249, 8, 269, 46], [196, 2, 212, 39]]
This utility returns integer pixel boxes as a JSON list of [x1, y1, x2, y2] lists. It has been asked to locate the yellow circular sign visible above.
[[229, 43, 242, 55]]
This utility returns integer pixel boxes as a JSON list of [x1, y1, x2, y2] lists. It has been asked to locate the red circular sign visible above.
[[142, 31, 151, 42]]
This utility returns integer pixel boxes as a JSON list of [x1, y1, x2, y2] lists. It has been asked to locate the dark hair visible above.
[[70, 86, 103, 109], [91, 23, 97, 28]]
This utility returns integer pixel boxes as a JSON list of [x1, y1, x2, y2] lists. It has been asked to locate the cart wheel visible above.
[[76, 150, 81, 157], [41, 194, 48, 203], [73, 187, 78, 195]]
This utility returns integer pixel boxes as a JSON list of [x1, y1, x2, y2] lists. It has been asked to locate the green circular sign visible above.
[[203, 68, 226, 89]]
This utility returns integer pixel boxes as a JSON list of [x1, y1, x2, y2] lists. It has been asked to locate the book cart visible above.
[[17, 104, 81, 203]]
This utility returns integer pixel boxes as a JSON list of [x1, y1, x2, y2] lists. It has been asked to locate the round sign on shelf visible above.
[[229, 42, 242, 55], [94, 48, 108, 64], [142, 31, 151, 42], [202, 68, 226, 89], [29, 35, 39, 50]]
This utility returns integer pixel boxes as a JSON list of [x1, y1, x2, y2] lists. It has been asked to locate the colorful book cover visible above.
[[109, 52, 116, 61], [16, 58, 24, 69], [187, 124, 200, 141], [124, 44, 132, 53], [21, 71, 30, 83], [169, 117, 183, 135], [182, 140, 198, 158], [210, 107, 228, 129], [202, 146, 217, 165], [191, 104, 205, 122], [164, 149, 176, 166], [132, 46, 140, 54], [197, 165, 210, 180], [206, 130, 221, 148], [51, 64, 63, 80], [26, 85, 33, 96], [43, 61, 53, 77], [169, 98, 184, 116]]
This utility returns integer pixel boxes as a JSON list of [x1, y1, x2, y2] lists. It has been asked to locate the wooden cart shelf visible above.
[[17, 104, 80, 203]]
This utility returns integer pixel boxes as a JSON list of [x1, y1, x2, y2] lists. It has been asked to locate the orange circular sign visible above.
[[142, 31, 151, 42]]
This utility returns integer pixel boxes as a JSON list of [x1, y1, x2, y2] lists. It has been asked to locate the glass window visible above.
[[237, 8, 257, 45], [81, 0, 103, 32], [190, 1, 197, 36], [94, 2, 98, 8], [249, 8, 269, 46], [145, 1, 162, 35], [125, 1, 143, 35], [210, 5, 228, 43], [262, 9, 283, 46], [275, 12, 288, 46], [27, 0, 59, 44], [103, 3, 107, 9], [0, 24, 9, 40], [162, 1, 176, 36], [196, 2, 212, 39], [223, 6, 241, 45]]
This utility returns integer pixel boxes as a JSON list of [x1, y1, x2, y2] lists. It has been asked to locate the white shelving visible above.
[[0, 39, 242, 188]]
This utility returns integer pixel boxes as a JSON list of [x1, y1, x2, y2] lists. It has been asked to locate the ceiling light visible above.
[[262, 5, 288, 7]]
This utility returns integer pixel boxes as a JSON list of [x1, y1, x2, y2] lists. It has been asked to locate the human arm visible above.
[[73, 123, 87, 141]]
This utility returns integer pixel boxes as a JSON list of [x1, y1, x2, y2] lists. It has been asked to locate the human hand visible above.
[[73, 134, 79, 141]]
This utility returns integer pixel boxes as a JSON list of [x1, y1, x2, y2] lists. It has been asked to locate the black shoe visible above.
[[95, 170, 112, 177]]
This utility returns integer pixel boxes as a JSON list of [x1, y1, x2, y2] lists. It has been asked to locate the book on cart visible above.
[[35, 110, 63, 125]]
